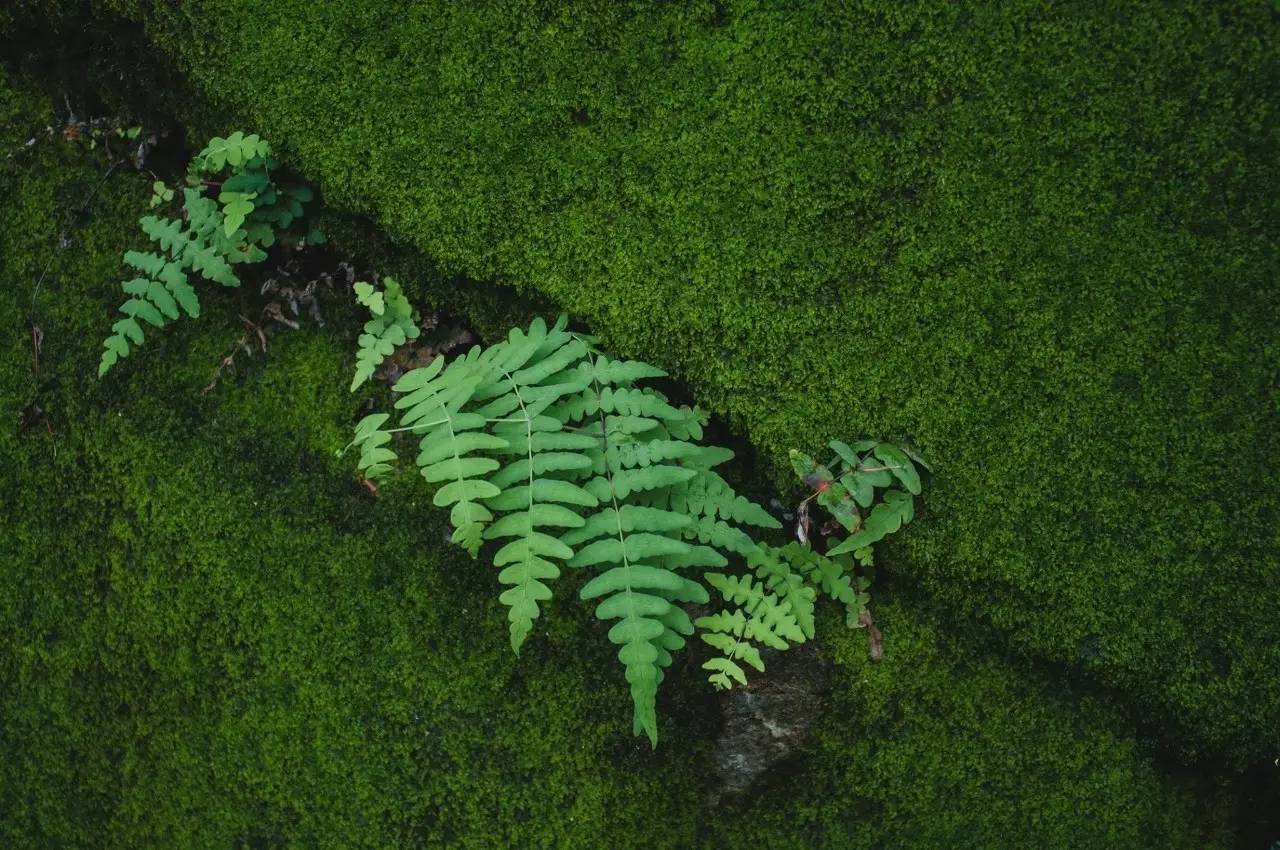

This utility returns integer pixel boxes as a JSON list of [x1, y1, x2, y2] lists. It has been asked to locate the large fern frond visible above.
[[348, 313, 794, 745]]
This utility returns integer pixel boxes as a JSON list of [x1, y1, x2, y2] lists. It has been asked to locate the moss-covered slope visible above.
[[0, 71, 1241, 847], [85, 0, 1280, 763]]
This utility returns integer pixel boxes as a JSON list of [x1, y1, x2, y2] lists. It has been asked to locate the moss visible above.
[[720, 601, 1235, 849], [75, 0, 1280, 764], [0, 70, 1242, 846]]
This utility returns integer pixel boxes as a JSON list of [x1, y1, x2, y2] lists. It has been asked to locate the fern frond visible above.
[[350, 277, 421, 390], [695, 572, 805, 690], [755, 542, 868, 630], [641, 468, 781, 532], [349, 413, 398, 481], [481, 343, 596, 652], [827, 489, 915, 555], [100, 140, 309, 376], [192, 130, 271, 172], [576, 354, 667, 386], [549, 384, 682, 426], [575, 518, 707, 746], [347, 314, 788, 745], [748, 545, 819, 639], [687, 514, 758, 557]]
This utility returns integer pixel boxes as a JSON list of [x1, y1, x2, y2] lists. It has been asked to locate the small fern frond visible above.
[[100, 131, 314, 377], [577, 354, 667, 386], [827, 489, 916, 555], [754, 542, 872, 630], [192, 130, 271, 172], [748, 544, 820, 639], [349, 413, 398, 481], [350, 278, 421, 390], [575, 520, 708, 746], [695, 573, 805, 690]]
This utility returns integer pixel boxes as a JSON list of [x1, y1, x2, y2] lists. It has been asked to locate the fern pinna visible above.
[[99, 131, 321, 376], [345, 283, 926, 744]]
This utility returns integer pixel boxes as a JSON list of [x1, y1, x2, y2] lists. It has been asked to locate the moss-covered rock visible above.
[[65, 0, 1280, 763], [0, 70, 1241, 847]]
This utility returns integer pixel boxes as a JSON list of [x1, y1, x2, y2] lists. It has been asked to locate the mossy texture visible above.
[[0, 71, 1238, 846], [84, 0, 1280, 763]]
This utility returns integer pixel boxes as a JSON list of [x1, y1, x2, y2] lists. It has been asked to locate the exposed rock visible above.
[[709, 641, 832, 800]]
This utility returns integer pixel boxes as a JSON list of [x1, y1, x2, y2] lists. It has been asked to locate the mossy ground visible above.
[[69, 0, 1280, 765], [0, 66, 1250, 847]]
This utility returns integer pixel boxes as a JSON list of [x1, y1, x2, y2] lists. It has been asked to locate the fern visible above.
[[99, 131, 320, 376], [693, 441, 926, 690], [695, 573, 806, 690], [347, 313, 782, 745], [350, 277, 421, 390], [791, 439, 925, 555], [750, 542, 868, 633], [344, 305, 929, 743]]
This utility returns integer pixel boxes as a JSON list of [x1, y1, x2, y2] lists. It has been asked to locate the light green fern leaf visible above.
[[348, 413, 398, 481], [760, 541, 868, 629], [350, 277, 421, 390], [193, 130, 271, 172], [100, 131, 315, 376], [479, 334, 599, 651], [749, 545, 820, 639], [695, 573, 806, 691]]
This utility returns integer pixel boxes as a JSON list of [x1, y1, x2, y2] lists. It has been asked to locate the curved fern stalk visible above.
[[695, 573, 806, 690]]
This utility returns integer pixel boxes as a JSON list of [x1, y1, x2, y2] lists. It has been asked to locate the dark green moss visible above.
[[85, 0, 1280, 763], [0, 71, 1241, 847]]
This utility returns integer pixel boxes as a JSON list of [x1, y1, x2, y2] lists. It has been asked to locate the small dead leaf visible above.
[[859, 608, 884, 662], [30, 323, 43, 374], [795, 500, 811, 545]]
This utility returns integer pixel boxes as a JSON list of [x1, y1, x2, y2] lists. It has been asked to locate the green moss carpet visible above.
[[2, 1, 1277, 846]]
